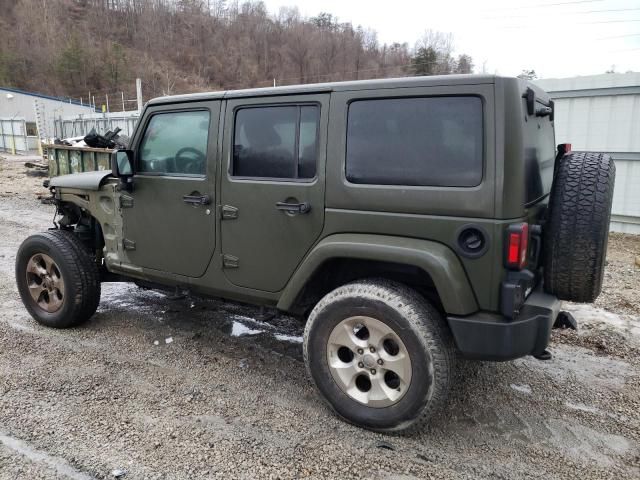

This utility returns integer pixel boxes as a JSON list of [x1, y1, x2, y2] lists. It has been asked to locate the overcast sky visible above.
[[261, 0, 640, 78]]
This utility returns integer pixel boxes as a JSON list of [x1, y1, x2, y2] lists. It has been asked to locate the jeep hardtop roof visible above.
[[147, 74, 549, 106]]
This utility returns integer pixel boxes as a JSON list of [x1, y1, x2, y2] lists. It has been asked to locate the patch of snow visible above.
[[510, 384, 532, 394], [229, 314, 275, 330], [274, 333, 303, 344], [230, 322, 263, 337], [564, 402, 600, 415], [564, 303, 640, 340]]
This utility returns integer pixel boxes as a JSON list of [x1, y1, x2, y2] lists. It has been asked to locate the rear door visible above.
[[219, 94, 329, 292], [122, 101, 220, 277]]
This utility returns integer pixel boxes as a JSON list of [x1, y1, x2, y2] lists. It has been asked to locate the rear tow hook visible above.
[[533, 311, 579, 361], [553, 311, 578, 330], [533, 350, 552, 361]]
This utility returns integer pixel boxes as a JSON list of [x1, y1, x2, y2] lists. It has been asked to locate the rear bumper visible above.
[[447, 287, 561, 361]]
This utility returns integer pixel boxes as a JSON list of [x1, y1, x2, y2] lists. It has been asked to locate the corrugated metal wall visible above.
[[536, 73, 640, 234]]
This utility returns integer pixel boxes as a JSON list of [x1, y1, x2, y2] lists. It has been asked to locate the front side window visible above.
[[232, 105, 319, 179], [138, 110, 210, 175], [346, 96, 483, 187]]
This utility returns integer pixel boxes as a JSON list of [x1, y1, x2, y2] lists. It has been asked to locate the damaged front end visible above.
[[46, 171, 127, 282]]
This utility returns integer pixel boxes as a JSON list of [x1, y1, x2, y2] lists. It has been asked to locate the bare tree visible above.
[[0, 0, 475, 99]]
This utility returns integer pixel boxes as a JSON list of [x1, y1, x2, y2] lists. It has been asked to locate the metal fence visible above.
[[0, 118, 29, 153], [535, 73, 640, 234], [54, 112, 140, 139]]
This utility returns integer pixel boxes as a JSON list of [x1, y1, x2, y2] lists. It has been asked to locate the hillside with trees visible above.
[[0, 0, 474, 103]]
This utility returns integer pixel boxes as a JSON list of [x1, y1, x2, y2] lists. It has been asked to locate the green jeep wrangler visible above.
[[16, 75, 615, 432]]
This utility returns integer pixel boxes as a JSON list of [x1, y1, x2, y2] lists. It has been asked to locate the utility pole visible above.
[[121, 92, 125, 112], [136, 78, 143, 112], [106, 94, 110, 113]]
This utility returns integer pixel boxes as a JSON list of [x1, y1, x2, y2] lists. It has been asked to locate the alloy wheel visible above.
[[326, 316, 412, 408]]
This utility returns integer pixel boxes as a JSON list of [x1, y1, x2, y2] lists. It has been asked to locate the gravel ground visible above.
[[1, 155, 639, 479], [594, 232, 640, 316]]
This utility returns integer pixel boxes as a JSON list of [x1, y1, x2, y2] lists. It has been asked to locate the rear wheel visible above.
[[16, 230, 101, 328], [543, 152, 616, 302], [303, 279, 455, 432]]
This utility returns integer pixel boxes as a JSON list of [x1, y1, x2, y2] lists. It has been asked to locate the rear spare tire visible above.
[[543, 151, 615, 302]]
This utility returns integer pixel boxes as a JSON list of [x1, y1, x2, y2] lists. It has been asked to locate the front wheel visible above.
[[303, 279, 455, 432], [15, 230, 101, 328]]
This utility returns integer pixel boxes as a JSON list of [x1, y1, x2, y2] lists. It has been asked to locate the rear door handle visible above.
[[276, 201, 311, 214], [183, 193, 211, 206]]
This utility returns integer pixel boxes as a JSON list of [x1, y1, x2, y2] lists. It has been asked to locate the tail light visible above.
[[505, 223, 529, 270], [557, 143, 572, 158]]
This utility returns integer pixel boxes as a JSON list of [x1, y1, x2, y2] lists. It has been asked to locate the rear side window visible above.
[[232, 105, 319, 179], [523, 102, 555, 204], [346, 96, 483, 187]]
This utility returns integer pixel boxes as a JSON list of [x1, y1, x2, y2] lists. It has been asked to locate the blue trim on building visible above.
[[0, 86, 97, 110]]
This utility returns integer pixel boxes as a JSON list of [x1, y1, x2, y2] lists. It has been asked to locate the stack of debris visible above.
[[54, 127, 129, 149]]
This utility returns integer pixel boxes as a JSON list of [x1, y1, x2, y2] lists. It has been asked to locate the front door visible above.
[[220, 94, 328, 292], [122, 102, 220, 277]]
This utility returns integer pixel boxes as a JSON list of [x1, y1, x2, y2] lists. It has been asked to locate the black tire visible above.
[[15, 230, 101, 328], [543, 152, 616, 302], [303, 279, 455, 432]]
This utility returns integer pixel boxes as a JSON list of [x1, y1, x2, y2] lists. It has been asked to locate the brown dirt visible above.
[[0, 154, 49, 200]]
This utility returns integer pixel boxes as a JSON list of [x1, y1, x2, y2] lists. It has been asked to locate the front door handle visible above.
[[276, 201, 311, 214], [183, 193, 211, 206]]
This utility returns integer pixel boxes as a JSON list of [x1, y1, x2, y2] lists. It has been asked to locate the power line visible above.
[[483, 0, 603, 11], [581, 19, 640, 24], [578, 7, 640, 14], [497, 18, 640, 29], [599, 33, 640, 39], [610, 47, 640, 52], [485, 7, 640, 19]]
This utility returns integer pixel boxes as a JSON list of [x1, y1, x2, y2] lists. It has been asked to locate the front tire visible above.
[[15, 230, 101, 328], [303, 279, 455, 432]]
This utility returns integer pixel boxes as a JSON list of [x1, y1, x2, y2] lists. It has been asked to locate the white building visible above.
[[0, 86, 96, 150], [535, 73, 640, 234]]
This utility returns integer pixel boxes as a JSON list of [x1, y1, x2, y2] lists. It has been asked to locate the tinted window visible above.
[[233, 105, 319, 179], [523, 101, 555, 204], [346, 97, 483, 187], [138, 110, 210, 175]]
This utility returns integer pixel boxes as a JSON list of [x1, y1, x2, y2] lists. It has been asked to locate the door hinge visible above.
[[120, 194, 134, 209], [122, 238, 136, 251], [221, 205, 238, 220], [222, 254, 239, 268]]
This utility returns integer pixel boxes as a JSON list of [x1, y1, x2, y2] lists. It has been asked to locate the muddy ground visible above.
[[0, 154, 639, 479]]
